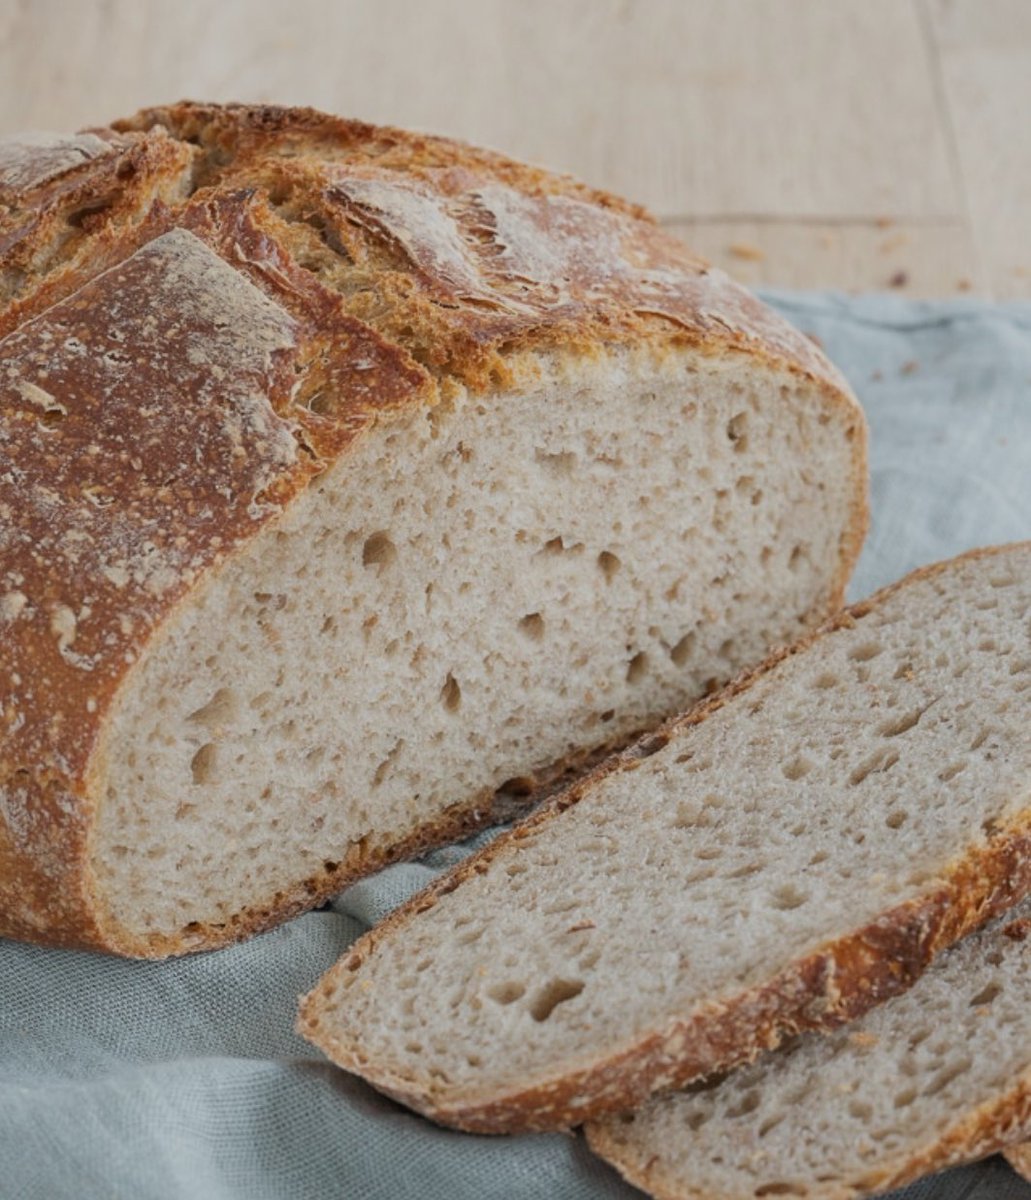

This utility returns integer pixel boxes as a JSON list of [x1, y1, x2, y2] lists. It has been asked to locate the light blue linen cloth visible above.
[[2, 293, 1030, 1200]]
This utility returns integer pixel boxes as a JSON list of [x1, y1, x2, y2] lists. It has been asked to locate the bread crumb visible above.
[[957, 278, 973, 292], [728, 242, 765, 262], [848, 1031, 878, 1048], [875, 216, 894, 228], [888, 270, 909, 289], [900, 360, 919, 375]]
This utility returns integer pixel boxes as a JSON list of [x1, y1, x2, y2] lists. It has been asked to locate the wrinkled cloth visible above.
[[2, 292, 1030, 1200]]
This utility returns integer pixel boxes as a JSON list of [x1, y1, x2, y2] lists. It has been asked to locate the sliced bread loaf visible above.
[[0, 103, 866, 957], [587, 900, 1031, 1200], [299, 543, 1031, 1132]]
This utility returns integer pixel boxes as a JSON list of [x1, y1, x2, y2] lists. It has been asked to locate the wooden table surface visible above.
[[1, 0, 1028, 299]]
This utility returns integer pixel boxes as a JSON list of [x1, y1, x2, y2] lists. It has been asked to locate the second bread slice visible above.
[[587, 898, 1031, 1200], [299, 543, 1031, 1133]]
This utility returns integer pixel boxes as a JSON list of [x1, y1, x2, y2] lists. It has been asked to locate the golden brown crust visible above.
[[0, 102, 866, 955], [298, 543, 1031, 1134], [1005, 1142, 1031, 1182]]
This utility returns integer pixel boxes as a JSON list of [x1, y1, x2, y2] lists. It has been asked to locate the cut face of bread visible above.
[[0, 103, 865, 956], [587, 900, 1031, 1200], [94, 349, 852, 946], [298, 544, 1031, 1133]]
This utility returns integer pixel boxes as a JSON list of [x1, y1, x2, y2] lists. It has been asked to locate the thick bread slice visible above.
[[299, 544, 1031, 1133], [0, 103, 866, 957], [587, 901, 1031, 1200]]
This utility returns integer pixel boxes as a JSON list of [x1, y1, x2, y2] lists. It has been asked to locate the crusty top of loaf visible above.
[[0, 102, 862, 948]]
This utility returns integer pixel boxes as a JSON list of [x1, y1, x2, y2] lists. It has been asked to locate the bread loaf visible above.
[[299, 544, 1031, 1132], [0, 102, 865, 957], [587, 899, 1031, 1200]]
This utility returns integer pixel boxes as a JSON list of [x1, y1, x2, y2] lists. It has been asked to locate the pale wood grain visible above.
[[927, 0, 1031, 299], [0, 0, 1024, 297], [665, 218, 985, 297], [0, 0, 958, 221]]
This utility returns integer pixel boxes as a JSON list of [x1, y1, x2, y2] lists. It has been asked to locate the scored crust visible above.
[[297, 544, 1031, 1133], [0, 102, 867, 955]]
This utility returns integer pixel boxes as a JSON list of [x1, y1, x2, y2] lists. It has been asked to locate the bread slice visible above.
[[587, 901, 1031, 1200], [299, 543, 1031, 1133], [1004, 1144, 1031, 1182], [0, 103, 866, 957]]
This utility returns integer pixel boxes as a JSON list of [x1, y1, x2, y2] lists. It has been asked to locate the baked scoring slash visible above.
[[0, 103, 867, 956]]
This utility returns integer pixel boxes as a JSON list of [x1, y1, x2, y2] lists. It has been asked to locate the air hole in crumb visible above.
[[726, 412, 748, 451], [726, 861, 764, 879], [755, 1184, 806, 1197], [878, 705, 930, 738], [969, 982, 1002, 1006], [599, 709, 615, 723], [187, 687, 237, 729], [440, 673, 461, 712], [672, 801, 696, 830], [497, 776, 535, 797], [726, 1090, 761, 1119], [190, 743, 216, 785], [938, 761, 966, 782], [626, 651, 649, 684], [598, 550, 621, 581], [487, 981, 525, 1005], [849, 641, 883, 663], [886, 809, 908, 829], [814, 672, 838, 690], [772, 884, 807, 911], [782, 756, 812, 781], [362, 531, 396, 570], [670, 632, 695, 667], [788, 545, 805, 571], [849, 750, 899, 787], [923, 1059, 972, 1096], [518, 612, 544, 640], [848, 1100, 873, 1121], [535, 448, 577, 476], [529, 978, 584, 1022], [758, 1114, 785, 1138]]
